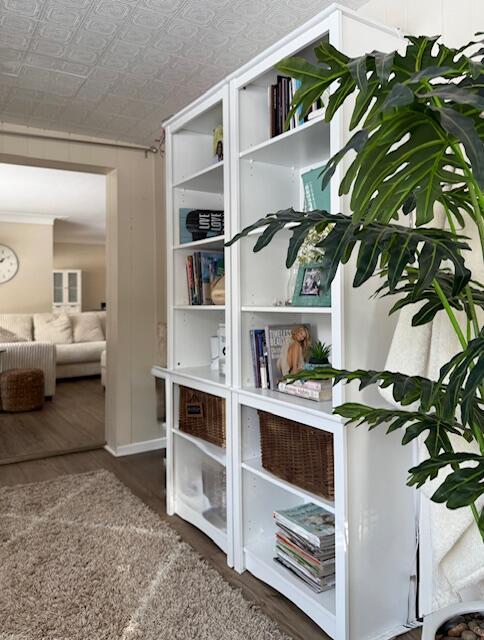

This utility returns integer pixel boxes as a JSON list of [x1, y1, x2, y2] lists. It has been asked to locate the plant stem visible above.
[[432, 279, 468, 350]]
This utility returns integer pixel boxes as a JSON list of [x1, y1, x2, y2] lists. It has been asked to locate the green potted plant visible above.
[[228, 33, 484, 629], [306, 340, 331, 368]]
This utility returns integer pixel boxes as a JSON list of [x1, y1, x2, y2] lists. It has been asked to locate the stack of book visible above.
[[278, 379, 332, 402], [269, 76, 325, 138], [273, 503, 335, 593], [186, 250, 224, 305]]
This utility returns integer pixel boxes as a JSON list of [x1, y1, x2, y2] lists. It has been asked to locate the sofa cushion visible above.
[[70, 313, 104, 343], [97, 311, 106, 336], [0, 327, 27, 343], [0, 314, 33, 341], [56, 341, 106, 365], [33, 313, 73, 344]]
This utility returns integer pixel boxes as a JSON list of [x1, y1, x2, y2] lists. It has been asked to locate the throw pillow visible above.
[[33, 313, 73, 344], [71, 313, 104, 343], [0, 327, 27, 343], [0, 314, 33, 341]]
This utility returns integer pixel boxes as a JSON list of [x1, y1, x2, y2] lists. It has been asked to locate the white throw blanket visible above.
[[380, 209, 484, 610]]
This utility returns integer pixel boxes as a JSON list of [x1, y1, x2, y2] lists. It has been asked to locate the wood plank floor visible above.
[[0, 449, 421, 640], [0, 377, 105, 465]]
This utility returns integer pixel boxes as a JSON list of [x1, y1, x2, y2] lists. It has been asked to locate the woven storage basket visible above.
[[258, 410, 334, 500], [179, 386, 225, 448], [0, 368, 44, 413]]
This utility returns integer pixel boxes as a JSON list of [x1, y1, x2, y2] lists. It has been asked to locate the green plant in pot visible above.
[[307, 340, 331, 368], [227, 33, 484, 624]]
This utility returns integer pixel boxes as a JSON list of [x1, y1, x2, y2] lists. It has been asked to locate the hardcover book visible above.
[[264, 324, 311, 390]]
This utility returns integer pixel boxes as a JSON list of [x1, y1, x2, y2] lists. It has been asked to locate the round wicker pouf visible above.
[[0, 368, 44, 413]]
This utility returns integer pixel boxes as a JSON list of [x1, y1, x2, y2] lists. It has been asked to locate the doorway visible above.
[[0, 162, 107, 464]]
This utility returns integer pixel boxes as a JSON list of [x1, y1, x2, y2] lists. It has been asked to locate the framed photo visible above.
[[292, 263, 331, 307]]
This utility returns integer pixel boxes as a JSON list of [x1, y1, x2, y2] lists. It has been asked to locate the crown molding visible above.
[[0, 212, 66, 225]]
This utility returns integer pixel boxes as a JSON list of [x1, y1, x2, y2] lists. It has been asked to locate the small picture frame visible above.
[[292, 263, 331, 307]]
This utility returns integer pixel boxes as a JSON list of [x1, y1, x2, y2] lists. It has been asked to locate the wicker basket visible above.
[[0, 368, 44, 413], [179, 386, 225, 448], [258, 410, 334, 500]]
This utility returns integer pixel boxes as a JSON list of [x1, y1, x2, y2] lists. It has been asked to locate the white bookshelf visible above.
[[157, 5, 417, 640]]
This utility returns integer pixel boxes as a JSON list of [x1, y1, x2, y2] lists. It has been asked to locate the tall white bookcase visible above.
[[153, 5, 418, 640]]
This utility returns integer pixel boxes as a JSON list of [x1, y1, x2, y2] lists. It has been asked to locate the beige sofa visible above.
[[0, 312, 106, 396]]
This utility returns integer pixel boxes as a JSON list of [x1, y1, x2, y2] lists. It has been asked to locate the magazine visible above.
[[264, 324, 311, 390], [273, 503, 335, 548]]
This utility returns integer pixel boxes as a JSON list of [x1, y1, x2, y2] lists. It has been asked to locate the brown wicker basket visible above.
[[179, 386, 225, 448], [258, 410, 334, 500], [0, 368, 44, 413]]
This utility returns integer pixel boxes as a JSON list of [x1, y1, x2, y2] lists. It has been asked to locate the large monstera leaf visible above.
[[226, 208, 472, 296], [277, 36, 484, 227]]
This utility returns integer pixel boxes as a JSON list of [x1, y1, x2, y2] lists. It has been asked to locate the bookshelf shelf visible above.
[[173, 160, 224, 193], [239, 116, 329, 168], [244, 538, 336, 634], [174, 428, 226, 466], [174, 305, 225, 311], [172, 365, 227, 389], [237, 387, 338, 426], [241, 305, 331, 314], [176, 499, 228, 553], [173, 235, 225, 250], [242, 458, 335, 514], [160, 8, 414, 640]]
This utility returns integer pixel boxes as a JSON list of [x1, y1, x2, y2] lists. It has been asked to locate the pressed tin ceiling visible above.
[[0, 0, 367, 145]]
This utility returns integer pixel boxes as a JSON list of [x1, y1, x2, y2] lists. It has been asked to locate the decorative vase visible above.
[[285, 264, 299, 305], [422, 601, 484, 640]]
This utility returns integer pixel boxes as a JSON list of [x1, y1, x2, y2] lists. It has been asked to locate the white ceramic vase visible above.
[[422, 601, 484, 640]]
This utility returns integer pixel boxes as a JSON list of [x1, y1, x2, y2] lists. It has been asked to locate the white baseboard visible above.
[[105, 437, 166, 457]]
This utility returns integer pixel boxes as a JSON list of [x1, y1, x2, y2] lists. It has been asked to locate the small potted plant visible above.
[[305, 340, 331, 371], [422, 601, 484, 640]]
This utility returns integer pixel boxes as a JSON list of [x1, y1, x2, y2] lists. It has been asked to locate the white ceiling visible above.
[[0, 163, 106, 243], [0, 0, 367, 145]]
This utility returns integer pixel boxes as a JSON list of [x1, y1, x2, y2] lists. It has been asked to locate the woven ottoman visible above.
[[0, 368, 44, 412]]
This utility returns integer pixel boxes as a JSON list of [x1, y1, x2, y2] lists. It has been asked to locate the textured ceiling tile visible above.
[[38, 22, 73, 43], [65, 44, 99, 65], [30, 37, 65, 56], [3, 0, 42, 17], [0, 12, 36, 33], [0, 0, 368, 143]]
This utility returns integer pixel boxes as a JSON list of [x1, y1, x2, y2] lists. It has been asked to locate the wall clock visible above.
[[0, 245, 19, 284]]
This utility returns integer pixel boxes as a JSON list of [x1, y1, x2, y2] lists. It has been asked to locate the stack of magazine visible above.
[[273, 503, 335, 593]]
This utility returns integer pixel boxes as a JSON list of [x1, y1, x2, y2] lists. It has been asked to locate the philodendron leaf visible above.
[[408, 452, 483, 486], [437, 107, 484, 187], [227, 208, 472, 296], [431, 463, 484, 509], [380, 83, 414, 112]]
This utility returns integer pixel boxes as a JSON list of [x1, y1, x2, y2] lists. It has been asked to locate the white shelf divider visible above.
[[173, 160, 224, 193], [174, 428, 227, 466], [242, 458, 335, 514], [241, 305, 331, 314]]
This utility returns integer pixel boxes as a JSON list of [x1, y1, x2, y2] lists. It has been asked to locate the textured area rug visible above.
[[0, 470, 288, 640]]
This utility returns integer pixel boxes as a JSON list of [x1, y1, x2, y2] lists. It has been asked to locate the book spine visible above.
[[186, 256, 194, 304], [278, 382, 323, 401], [264, 326, 275, 390], [249, 330, 261, 387]]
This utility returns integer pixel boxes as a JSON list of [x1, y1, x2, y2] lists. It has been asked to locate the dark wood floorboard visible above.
[[0, 449, 421, 640], [0, 377, 105, 465]]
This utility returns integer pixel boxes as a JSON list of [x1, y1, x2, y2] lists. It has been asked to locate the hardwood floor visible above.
[[0, 449, 421, 640], [0, 377, 105, 465]]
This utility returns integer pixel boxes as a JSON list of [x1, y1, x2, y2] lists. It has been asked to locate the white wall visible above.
[[359, 0, 481, 45], [0, 123, 165, 452]]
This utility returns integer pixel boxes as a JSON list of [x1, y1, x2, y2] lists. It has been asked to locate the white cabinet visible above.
[[154, 6, 417, 640], [52, 269, 82, 313]]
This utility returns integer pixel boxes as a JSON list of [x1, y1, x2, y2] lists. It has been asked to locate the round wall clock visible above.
[[0, 245, 19, 284]]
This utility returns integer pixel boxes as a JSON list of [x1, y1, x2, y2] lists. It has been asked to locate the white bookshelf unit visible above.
[[155, 5, 417, 640]]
